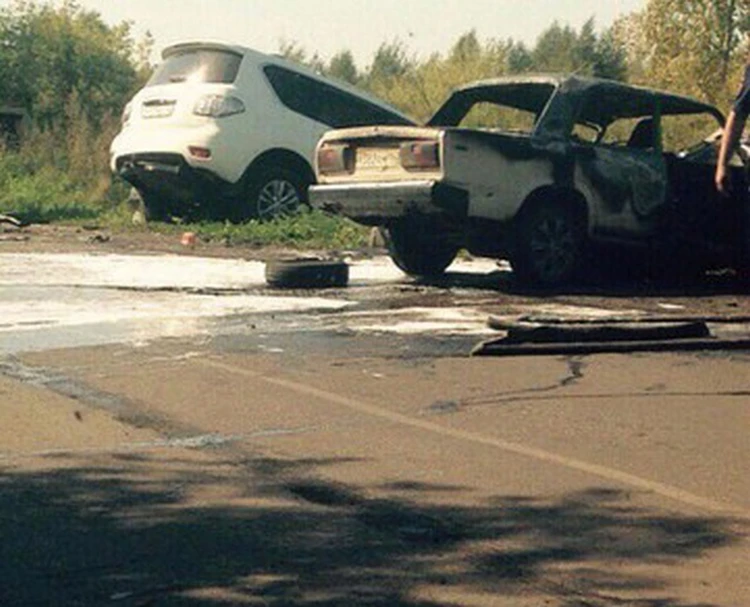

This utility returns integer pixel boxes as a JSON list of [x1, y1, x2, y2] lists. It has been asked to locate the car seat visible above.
[[627, 118, 655, 149]]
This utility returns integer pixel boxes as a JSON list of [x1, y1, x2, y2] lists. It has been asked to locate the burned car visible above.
[[310, 75, 748, 286]]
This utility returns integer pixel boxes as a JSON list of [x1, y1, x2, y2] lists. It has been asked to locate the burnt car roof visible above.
[[428, 74, 724, 128]]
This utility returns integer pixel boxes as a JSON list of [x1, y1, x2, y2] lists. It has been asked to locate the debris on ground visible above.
[[0, 213, 25, 227], [473, 318, 750, 356]]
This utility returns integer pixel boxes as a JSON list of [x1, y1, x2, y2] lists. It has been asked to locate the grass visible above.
[[97, 203, 373, 251], [0, 165, 371, 251], [0, 132, 370, 251], [0, 151, 370, 251]]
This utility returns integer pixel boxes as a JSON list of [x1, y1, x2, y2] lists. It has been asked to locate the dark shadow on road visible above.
[[413, 266, 750, 301], [0, 455, 742, 606]]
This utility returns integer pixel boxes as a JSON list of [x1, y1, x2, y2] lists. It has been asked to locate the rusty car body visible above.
[[310, 74, 748, 286]]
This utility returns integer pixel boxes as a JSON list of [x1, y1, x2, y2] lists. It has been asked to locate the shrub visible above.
[[193, 209, 371, 251], [0, 95, 126, 222]]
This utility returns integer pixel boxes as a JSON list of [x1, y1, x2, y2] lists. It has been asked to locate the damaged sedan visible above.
[[310, 75, 749, 287]]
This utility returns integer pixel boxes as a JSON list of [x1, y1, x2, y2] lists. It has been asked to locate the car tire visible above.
[[243, 167, 309, 221], [382, 218, 459, 277], [264, 258, 349, 289], [512, 200, 587, 288]]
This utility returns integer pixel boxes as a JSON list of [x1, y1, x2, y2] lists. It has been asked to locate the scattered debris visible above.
[[180, 231, 197, 248], [473, 318, 750, 356], [0, 213, 25, 227], [658, 302, 686, 310], [494, 320, 710, 344]]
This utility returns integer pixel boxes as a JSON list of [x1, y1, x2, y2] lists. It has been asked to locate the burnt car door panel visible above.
[[577, 143, 667, 241]]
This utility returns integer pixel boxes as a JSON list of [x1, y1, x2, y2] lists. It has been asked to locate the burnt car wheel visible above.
[[265, 258, 349, 289], [512, 200, 587, 287], [244, 167, 309, 221], [383, 218, 459, 277]]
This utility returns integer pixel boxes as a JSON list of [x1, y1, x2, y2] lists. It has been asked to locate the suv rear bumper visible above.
[[115, 153, 234, 206], [309, 180, 468, 226]]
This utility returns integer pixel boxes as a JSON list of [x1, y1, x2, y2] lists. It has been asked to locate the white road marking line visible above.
[[198, 357, 750, 521]]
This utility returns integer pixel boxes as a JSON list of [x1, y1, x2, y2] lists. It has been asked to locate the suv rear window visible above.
[[147, 49, 242, 86], [263, 65, 410, 127]]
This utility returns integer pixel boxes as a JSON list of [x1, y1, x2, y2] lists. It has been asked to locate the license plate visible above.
[[356, 148, 400, 172], [141, 101, 176, 119]]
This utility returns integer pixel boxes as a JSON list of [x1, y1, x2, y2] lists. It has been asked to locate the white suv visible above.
[[110, 41, 412, 221]]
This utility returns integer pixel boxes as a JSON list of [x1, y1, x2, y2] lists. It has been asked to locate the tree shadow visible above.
[[0, 455, 742, 606]]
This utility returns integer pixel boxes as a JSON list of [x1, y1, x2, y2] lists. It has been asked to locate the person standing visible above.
[[716, 62, 750, 280], [716, 63, 750, 195]]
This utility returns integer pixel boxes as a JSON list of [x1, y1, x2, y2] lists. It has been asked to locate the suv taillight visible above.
[[193, 95, 245, 118], [318, 143, 354, 175], [400, 141, 439, 170]]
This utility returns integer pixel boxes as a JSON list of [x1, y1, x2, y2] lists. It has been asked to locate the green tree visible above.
[[506, 41, 533, 74], [367, 40, 413, 83], [531, 18, 627, 79], [327, 50, 359, 84], [278, 39, 326, 73], [533, 21, 579, 72], [0, 0, 142, 128], [630, 0, 750, 103], [0, 1, 148, 211], [592, 29, 628, 80]]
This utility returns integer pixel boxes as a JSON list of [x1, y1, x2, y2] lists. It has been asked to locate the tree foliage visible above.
[[327, 50, 359, 85], [0, 0, 148, 211], [0, 0, 145, 129], [288, 23, 628, 122], [616, 0, 750, 103], [531, 19, 627, 80]]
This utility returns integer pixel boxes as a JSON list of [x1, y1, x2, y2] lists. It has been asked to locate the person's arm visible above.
[[716, 108, 747, 196]]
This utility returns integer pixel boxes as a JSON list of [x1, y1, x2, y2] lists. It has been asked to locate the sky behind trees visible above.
[[0, 0, 648, 65]]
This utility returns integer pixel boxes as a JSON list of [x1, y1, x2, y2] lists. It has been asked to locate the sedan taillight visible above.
[[400, 141, 440, 170], [318, 143, 354, 175]]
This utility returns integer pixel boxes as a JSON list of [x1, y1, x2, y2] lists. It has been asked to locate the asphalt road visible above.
[[1, 247, 749, 606]]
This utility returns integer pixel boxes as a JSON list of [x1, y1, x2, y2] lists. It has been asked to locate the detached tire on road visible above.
[[264, 258, 349, 289]]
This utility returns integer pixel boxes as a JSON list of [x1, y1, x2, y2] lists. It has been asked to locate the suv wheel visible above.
[[244, 167, 309, 221]]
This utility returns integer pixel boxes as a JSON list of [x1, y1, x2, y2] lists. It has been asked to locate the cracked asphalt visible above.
[[1, 226, 750, 606]]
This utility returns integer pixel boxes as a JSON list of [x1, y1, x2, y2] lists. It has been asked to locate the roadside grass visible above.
[[0, 169, 370, 251], [0, 147, 370, 251], [99, 204, 373, 251], [0, 111, 127, 225], [190, 210, 371, 250], [0, 141, 369, 251], [0, 170, 104, 224]]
